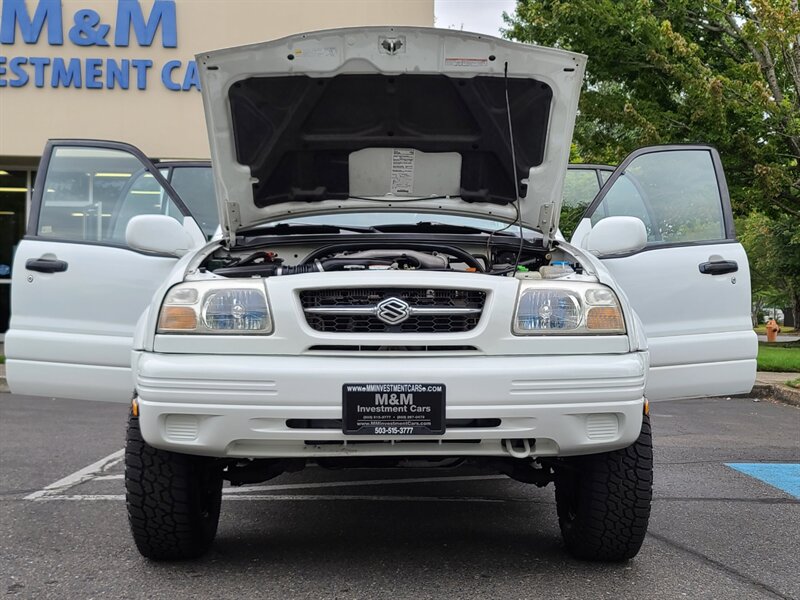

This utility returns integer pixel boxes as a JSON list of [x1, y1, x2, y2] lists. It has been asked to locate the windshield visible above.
[[255, 212, 540, 238]]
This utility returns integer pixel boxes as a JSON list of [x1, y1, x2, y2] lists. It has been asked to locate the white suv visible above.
[[6, 28, 757, 562]]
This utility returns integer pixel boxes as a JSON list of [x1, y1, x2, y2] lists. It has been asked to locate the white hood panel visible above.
[[197, 27, 586, 246]]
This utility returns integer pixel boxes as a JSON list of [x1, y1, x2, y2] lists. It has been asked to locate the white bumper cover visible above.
[[135, 351, 647, 459]]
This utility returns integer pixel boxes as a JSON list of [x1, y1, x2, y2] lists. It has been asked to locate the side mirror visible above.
[[585, 216, 647, 256], [126, 215, 196, 257]]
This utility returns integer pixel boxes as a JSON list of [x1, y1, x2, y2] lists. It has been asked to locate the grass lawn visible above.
[[753, 325, 796, 334], [0, 355, 4, 364], [757, 342, 800, 373]]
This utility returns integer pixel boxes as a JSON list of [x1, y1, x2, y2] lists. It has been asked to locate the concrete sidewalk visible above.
[[757, 334, 800, 343], [758, 333, 800, 344], [0, 340, 5, 392], [756, 371, 799, 385]]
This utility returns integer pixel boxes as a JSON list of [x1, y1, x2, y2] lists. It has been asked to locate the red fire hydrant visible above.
[[765, 319, 781, 342]]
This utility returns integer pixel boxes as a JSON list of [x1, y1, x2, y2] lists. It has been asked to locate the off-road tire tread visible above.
[[555, 414, 653, 562], [125, 413, 222, 560]]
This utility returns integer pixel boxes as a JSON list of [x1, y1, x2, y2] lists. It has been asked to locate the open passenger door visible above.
[[6, 141, 205, 402], [571, 146, 757, 401]]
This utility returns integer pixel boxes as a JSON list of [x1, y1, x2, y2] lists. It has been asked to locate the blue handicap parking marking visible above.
[[725, 463, 800, 498]]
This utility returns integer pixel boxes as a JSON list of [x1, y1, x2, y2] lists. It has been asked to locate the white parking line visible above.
[[25, 451, 510, 503], [80, 474, 510, 488], [24, 449, 124, 501]]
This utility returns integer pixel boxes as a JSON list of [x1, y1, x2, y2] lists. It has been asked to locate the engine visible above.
[[202, 234, 572, 278], [209, 244, 491, 277]]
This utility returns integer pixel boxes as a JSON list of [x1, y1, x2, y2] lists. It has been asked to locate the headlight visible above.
[[513, 282, 625, 335], [157, 281, 272, 334]]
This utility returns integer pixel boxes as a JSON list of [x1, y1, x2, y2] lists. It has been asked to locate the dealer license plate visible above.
[[342, 383, 446, 435]]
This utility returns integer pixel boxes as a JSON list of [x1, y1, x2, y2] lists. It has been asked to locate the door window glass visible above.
[[591, 150, 725, 244], [560, 169, 602, 240], [108, 169, 183, 242], [37, 147, 183, 244], [169, 166, 219, 239], [590, 174, 655, 239]]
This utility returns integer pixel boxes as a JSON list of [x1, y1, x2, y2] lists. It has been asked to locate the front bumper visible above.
[[134, 352, 647, 459]]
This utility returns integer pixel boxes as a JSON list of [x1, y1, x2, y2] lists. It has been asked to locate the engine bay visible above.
[[201, 233, 584, 279]]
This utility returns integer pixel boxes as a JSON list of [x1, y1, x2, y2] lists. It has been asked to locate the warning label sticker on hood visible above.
[[445, 57, 489, 67], [390, 148, 415, 194]]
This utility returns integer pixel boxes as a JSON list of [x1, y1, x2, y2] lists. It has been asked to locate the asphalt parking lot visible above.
[[1, 393, 798, 600]]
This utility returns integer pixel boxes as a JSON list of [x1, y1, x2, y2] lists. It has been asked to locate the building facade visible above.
[[0, 0, 435, 334]]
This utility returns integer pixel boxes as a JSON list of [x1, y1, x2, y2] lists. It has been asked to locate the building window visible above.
[[0, 168, 33, 334]]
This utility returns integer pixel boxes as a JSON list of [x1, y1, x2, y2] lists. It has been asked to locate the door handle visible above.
[[698, 260, 738, 275], [26, 258, 69, 273]]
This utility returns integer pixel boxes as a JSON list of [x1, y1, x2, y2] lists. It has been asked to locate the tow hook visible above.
[[504, 438, 534, 459]]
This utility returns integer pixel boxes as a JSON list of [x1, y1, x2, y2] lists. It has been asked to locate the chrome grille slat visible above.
[[300, 288, 486, 333], [304, 306, 483, 315]]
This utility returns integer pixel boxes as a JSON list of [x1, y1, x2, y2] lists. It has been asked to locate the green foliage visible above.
[[505, 0, 800, 319], [738, 211, 800, 323], [503, 0, 800, 221]]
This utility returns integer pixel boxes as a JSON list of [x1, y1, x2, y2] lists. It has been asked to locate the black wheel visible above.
[[125, 412, 223, 560], [554, 414, 653, 562]]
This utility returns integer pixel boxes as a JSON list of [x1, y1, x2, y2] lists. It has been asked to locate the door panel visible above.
[[8, 240, 180, 401], [6, 141, 201, 402], [573, 146, 757, 401]]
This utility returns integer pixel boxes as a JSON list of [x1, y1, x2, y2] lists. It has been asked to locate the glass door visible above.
[[0, 169, 33, 335]]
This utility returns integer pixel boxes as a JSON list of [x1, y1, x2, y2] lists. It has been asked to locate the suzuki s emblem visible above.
[[376, 297, 411, 324]]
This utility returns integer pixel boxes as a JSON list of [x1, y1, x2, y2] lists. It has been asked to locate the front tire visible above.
[[125, 413, 223, 560], [554, 414, 653, 561]]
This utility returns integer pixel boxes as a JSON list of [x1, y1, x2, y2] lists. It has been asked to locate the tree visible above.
[[504, 0, 800, 323], [738, 211, 800, 325], [503, 0, 800, 221]]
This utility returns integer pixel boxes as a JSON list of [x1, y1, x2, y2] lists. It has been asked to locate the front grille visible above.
[[299, 288, 486, 333]]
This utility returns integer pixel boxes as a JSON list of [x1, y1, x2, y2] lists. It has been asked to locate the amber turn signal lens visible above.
[[158, 306, 198, 331], [586, 306, 624, 331]]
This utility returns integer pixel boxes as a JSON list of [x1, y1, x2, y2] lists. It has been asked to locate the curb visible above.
[[0, 378, 8, 394], [748, 382, 800, 408]]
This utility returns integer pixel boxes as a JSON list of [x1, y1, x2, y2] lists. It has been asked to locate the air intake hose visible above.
[[275, 260, 325, 276]]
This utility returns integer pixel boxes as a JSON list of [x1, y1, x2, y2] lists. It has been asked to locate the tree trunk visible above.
[[752, 299, 765, 327], [785, 293, 799, 328]]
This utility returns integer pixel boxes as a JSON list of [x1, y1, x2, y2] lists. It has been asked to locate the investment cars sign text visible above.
[[0, 0, 199, 91]]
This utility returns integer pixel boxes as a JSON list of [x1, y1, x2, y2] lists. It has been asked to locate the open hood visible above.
[[197, 27, 586, 247]]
